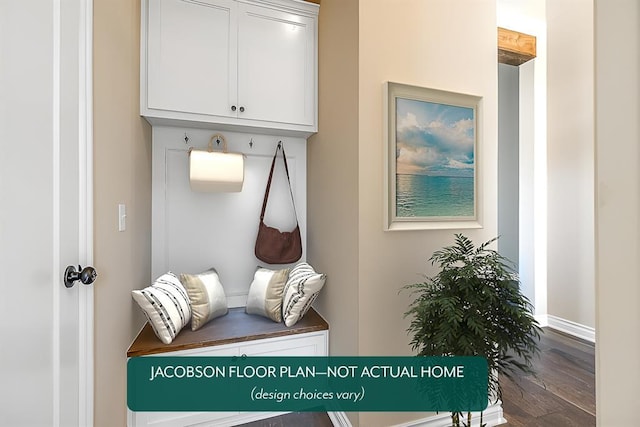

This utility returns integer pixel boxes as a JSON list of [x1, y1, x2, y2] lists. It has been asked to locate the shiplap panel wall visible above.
[[152, 126, 307, 307]]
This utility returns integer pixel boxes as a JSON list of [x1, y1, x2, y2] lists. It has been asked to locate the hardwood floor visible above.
[[239, 328, 595, 427], [500, 328, 596, 426], [237, 412, 333, 427]]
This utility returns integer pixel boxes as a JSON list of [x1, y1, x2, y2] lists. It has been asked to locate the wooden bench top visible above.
[[127, 307, 328, 357]]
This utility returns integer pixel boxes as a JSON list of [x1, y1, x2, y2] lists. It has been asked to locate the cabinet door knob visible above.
[[231, 105, 237, 112], [239, 106, 245, 113]]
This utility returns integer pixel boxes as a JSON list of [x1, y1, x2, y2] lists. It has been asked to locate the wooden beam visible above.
[[498, 27, 536, 66]]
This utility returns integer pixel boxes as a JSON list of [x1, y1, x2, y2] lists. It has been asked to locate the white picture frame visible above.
[[384, 82, 483, 231]]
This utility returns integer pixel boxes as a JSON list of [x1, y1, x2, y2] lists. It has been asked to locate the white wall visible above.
[[497, 0, 548, 320], [498, 0, 595, 334], [546, 0, 595, 329], [594, 0, 640, 424], [498, 63, 520, 273], [151, 126, 307, 307]]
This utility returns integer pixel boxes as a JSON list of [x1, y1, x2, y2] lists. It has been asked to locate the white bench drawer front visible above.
[[128, 330, 328, 426], [239, 331, 327, 357]]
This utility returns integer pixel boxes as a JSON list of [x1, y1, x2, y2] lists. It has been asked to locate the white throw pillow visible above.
[[282, 262, 326, 327], [245, 267, 290, 322], [180, 268, 228, 331], [131, 272, 192, 344]]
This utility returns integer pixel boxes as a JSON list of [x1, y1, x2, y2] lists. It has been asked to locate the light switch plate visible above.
[[118, 204, 126, 232]]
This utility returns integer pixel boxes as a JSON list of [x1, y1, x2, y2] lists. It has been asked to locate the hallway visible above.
[[500, 328, 595, 426]]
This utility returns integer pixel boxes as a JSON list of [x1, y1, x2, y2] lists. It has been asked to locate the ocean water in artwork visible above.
[[396, 174, 474, 218], [395, 96, 476, 218]]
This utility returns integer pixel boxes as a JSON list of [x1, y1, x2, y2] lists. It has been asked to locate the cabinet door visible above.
[[128, 333, 328, 426], [239, 332, 328, 357], [146, 0, 237, 116], [237, 3, 316, 126], [128, 345, 239, 427]]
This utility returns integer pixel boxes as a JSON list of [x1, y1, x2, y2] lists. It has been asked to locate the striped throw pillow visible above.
[[132, 272, 192, 344], [282, 262, 326, 327]]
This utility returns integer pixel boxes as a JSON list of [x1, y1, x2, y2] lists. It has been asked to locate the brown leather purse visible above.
[[254, 143, 302, 264]]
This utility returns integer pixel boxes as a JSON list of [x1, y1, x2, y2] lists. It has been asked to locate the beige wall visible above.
[[594, 0, 640, 424], [358, 2, 497, 425], [87, 0, 640, 424], [93, 0, 152, 425], [312, 1, 498, 426], [357, 0, 498, 353], [308, 0, 360, 423], [546, 0, 595, 328], [92, 1, 499, 425], [309, 0, 360, 361]]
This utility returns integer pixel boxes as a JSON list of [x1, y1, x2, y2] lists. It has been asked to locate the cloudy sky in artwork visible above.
[[396, 97, 475, 177]]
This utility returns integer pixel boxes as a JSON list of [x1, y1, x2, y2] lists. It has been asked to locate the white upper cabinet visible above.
[[237, 2, 315, 127], [146, 0, 237, 118], [141, 0, 318, 137]]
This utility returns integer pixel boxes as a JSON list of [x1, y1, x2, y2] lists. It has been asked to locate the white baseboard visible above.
[[535, 313, 548, 327], [546, 314, 596, 343], [328, 411, 352, 427], [391, 402, 506, 427]]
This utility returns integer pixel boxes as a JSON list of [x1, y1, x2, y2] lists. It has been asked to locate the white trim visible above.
[[227, 294, 248, 308], [240, 0, 319, 18], [78, 0, 94, 425], [535, 313, 549, 327], [52, 1, 62, 426], [383, 82, 484, 232], [391, 402, 506, 427], [328, 411, 352, 427], [547, 314, 596, 343]]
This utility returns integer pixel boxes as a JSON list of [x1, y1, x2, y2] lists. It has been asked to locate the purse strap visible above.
[[260, 143, 298, 223]]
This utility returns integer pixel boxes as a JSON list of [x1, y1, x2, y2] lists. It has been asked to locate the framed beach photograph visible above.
[[384, 82, 482, 231]]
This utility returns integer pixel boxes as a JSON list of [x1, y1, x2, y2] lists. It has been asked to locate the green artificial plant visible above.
[[403, 234, 542, 427]]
